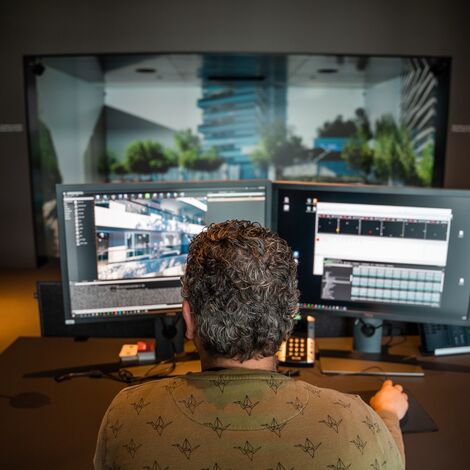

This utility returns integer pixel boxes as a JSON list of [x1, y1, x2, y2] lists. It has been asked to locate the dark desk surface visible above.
[[1, 336, 470, 469]]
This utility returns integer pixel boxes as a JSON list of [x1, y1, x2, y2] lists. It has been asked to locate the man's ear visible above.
[[182, 299, 196, 340]]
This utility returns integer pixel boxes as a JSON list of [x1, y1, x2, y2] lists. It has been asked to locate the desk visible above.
[[1, 336, 469, 469]]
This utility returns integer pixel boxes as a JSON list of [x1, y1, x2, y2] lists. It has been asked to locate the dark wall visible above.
[[1, 0, 469, 268]]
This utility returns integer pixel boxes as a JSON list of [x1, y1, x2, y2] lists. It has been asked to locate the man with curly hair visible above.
[[95, 220, 407, 469]]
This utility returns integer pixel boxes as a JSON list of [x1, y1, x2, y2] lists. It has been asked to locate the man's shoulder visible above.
[[300, 380, 367, 406], [297, 380, 376, 423], [109, 377, 183, 408], [107, 374, 372, 420]]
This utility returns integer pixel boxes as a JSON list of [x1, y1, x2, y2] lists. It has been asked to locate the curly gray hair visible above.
[[181, 220, 298, 361]]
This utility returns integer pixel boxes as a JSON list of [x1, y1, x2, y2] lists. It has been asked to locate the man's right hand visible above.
[[370, 379, 409, 420]]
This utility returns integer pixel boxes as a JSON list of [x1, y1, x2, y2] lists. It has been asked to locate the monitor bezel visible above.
[[272, 181, 470, 326], [56, 179, 272, 325]]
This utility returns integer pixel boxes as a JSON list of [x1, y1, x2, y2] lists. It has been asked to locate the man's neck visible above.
[[201, 354, 277, 372]]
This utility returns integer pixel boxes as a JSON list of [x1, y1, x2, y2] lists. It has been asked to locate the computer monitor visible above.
[[57, 180, 271, 359], [273, 182, 470, 374]]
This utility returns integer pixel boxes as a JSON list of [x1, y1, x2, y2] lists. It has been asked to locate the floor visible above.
[[0, 261, 60, 353]]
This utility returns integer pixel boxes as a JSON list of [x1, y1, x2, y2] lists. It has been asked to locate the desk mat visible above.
[[355, 389, 438, 434]]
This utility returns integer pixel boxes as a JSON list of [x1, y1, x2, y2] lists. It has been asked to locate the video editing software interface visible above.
[[275, 186, 470, 323], [59, 183, 268, 324]]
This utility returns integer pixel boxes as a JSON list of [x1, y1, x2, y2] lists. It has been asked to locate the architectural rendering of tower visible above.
[[401, 58, 438, 155], [197, 55, 287, 179]]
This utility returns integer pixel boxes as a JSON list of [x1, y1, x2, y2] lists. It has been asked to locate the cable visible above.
[[143, 359, 175, 378], [382, 322, 407, 350], [277, 368, 300, 377], [54, 361, 177, 384], [358, 318, 383, 337]]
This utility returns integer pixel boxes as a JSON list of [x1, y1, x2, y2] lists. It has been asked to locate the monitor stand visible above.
[[319, 318, 424, 377]]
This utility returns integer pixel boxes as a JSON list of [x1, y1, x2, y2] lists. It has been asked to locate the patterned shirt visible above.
[[94, 368, 405, 469]]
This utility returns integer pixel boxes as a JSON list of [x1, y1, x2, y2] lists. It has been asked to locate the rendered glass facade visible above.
[[198, 55, 287, 178]]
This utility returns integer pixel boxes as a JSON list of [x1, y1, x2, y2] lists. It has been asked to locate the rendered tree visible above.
[[30, 120, 63, 257], [110, 160, 128, 180], [342, 109, 374, 181], [416, 144, 434, 187], [97, 151, 118, 182], [372, 116, 419, 185], [174, 129, 201, 153], [317, 114, 358, 138], [151, 146, 178, 174], [125, 140, 176, 177], [33, 120, 62, 199], [343, 113, 422, 186], [174, 129, 224, 172], [250, 121, 307, 177], [342, 129, 374, 182]]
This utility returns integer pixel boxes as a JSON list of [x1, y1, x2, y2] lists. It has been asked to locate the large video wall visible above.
[[25, 53, 450, 259]]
